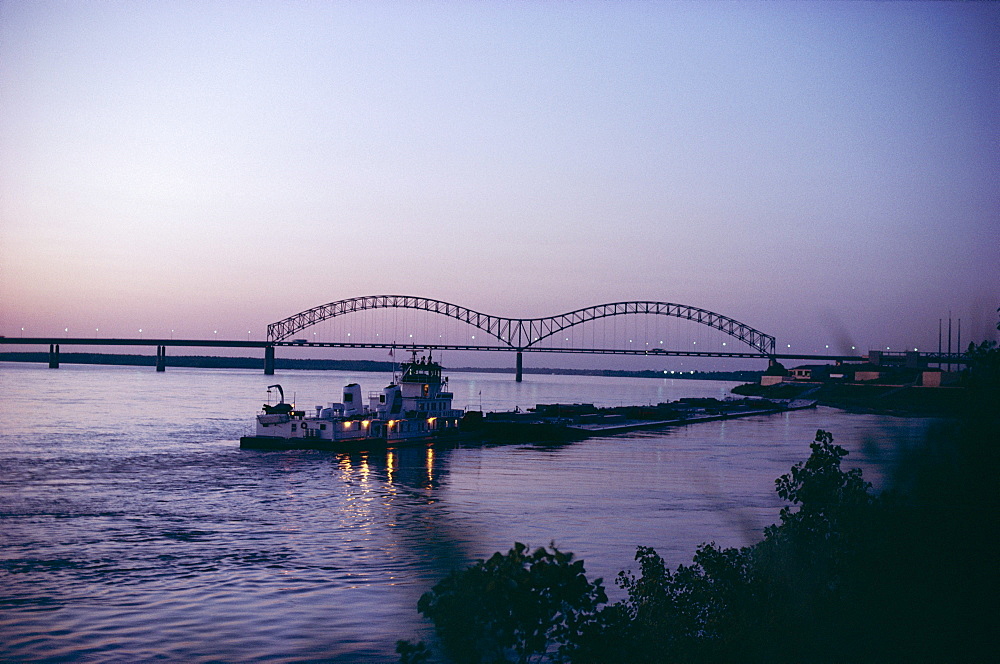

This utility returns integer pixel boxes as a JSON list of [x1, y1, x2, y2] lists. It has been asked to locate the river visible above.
[[0, 362, 937, 662]]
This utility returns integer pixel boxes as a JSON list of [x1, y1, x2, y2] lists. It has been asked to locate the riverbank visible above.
[[732, 381, 966, 417]]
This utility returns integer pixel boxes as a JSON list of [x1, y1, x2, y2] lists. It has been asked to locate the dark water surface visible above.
[[0, 363, 935, 661]]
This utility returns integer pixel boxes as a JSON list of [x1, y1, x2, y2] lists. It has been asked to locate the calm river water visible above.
[[0, 362, 936, 662]]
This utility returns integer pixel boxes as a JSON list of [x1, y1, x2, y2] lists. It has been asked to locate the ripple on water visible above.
[[0, 365, 937, 661]]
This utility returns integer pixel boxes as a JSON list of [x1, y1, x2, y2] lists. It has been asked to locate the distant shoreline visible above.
[[0, 352, 761, 382]]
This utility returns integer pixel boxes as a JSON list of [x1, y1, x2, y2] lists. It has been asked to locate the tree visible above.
[[603, 430, 879, 663], [411, 542, 608, 663]]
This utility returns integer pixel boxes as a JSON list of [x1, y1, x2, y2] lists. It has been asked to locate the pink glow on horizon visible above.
[[1, 2, 997, 364]]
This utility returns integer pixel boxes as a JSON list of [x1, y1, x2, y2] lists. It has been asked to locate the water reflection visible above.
[[426, 446, 435, 489]]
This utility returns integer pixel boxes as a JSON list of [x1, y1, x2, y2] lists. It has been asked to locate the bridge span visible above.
[[1, 296, 968, 378], [0, 336, 968, 377]]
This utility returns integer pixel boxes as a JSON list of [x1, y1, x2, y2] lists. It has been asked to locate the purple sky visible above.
[[2, 1, 998, 365]]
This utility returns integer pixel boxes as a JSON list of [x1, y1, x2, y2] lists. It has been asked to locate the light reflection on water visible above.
[[0, 363, 935, 661]]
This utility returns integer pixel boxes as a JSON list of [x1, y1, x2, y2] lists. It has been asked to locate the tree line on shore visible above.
[[0, 352, 760, 381]]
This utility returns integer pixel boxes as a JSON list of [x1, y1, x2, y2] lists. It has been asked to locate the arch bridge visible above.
[[266, 295, 776, 380]]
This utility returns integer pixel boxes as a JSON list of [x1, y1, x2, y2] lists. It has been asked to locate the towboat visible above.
[[239, 351, 466, 450]]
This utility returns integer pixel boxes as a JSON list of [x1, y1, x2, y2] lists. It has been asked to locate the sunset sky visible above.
[[2, 1, 998, 364]]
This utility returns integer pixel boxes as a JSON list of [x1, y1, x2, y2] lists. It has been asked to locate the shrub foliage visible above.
[[402, 416, 995, 662]]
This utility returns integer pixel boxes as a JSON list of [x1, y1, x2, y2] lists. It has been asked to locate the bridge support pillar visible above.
[[515, 350, 523, 382], [156, 346, 166, 372], [48, 344, 60, 368], [264, 345, 275, 375]]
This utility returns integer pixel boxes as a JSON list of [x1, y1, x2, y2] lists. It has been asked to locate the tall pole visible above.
[[948, 313, 952, 372], [938, 318, 942, 369]]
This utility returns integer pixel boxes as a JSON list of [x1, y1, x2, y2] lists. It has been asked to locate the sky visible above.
[[1, 1, 998, 366]]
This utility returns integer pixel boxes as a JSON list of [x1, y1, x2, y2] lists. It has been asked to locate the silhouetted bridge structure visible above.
[[1, 295, 969, 380]]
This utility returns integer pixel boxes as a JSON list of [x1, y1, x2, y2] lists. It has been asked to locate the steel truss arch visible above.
[[267, 296, 775, 355]]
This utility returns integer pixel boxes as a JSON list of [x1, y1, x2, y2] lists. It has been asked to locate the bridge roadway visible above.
[[0, 337, 969, 378]]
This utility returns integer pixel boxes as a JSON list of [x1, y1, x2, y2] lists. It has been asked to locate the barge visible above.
[[463, 398, 817, 443]]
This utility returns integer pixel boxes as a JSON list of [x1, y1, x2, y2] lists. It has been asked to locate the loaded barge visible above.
[[463, 398, 817, 443]]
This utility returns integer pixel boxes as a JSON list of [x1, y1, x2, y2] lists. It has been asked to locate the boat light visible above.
[[362, 420, 370, 428]]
